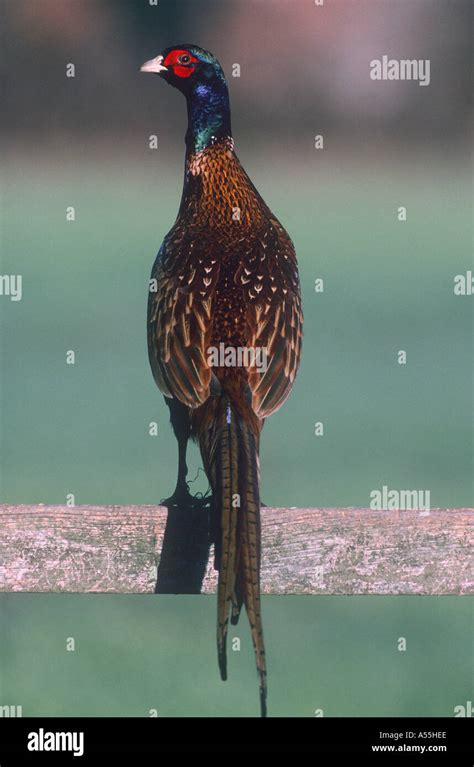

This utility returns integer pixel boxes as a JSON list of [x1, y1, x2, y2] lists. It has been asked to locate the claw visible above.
[[160, 484, 211, 509]]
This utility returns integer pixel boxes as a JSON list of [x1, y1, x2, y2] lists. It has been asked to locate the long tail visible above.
[[195, 393, 267, 717]]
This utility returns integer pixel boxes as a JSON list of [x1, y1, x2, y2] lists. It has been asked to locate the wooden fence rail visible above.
[[0, 505, 472, 595]]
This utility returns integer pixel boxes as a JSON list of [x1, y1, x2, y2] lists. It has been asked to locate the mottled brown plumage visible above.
[[149, 138, 302, 416], [143, 45, 303, 717]]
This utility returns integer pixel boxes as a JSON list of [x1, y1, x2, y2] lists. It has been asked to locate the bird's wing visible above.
[[147, 227, 220, 408], [240, 218, 303, 418]]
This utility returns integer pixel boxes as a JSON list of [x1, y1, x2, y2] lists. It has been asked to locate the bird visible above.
[[141, 45, 303, 717]]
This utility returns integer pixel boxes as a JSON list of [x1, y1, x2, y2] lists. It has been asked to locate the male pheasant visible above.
[[141, 45, 303, 717]]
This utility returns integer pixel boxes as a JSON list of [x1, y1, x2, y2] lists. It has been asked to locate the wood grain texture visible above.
[[0, 505, 472, 594]]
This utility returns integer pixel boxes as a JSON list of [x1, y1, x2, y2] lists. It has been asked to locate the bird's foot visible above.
[[160, 484, 211, 509]]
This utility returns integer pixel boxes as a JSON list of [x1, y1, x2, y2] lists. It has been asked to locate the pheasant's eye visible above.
[[163, 50, 197, 77]]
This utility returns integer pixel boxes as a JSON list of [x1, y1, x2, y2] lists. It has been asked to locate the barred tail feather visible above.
[[197, 394, 267, 717]]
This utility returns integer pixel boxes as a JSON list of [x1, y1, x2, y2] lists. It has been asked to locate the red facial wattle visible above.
[[163, 49, 199, 78]]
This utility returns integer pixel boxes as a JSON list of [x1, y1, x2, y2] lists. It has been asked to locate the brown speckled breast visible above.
[[148, 138, 303, 417]]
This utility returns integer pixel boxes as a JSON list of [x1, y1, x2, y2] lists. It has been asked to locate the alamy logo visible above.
[[370, 56, 430, 86], [454, 701, 472, 717], [207, 343, 268, 374], [0, 274, 22, 301], [27, 729, 84, 757], [0, 704, 22, 717], [370, 485, 431, 513]]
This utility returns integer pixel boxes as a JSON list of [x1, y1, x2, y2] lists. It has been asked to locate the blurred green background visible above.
[[1, 0, 472, 716], [0, 595, 472, 717]]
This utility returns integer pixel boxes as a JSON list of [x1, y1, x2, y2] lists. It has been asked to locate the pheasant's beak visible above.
[[140, 55, 168, 74]]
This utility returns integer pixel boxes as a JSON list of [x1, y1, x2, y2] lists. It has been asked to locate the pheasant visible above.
[[141, 45, 303, 717]]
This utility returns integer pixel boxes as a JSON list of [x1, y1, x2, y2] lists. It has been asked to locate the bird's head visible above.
[[141, 45, 231, 151], [140, 44, 227, 95]]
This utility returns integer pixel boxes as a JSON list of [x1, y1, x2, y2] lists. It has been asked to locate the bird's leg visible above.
[[161, 398, 210, 509], [175, 432, 189, 496], [161, 433, 200, 507]]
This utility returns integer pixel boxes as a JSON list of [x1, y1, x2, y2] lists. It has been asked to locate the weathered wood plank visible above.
[[0, 505, 472, 594]]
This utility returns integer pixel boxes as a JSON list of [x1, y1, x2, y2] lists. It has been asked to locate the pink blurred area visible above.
[[2, 0, 471, 142]]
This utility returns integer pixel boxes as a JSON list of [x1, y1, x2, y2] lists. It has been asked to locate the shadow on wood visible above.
[[155, 502, 211, 594]]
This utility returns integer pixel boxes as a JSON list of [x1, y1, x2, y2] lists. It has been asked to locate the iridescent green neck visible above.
[[185, 80, 232, 153]]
